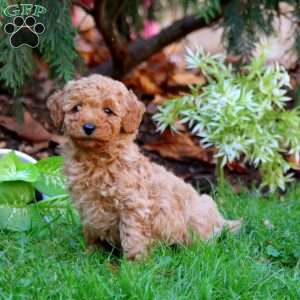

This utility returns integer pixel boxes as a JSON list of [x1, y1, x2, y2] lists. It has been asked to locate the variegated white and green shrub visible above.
[[154, 48, 300, 192]]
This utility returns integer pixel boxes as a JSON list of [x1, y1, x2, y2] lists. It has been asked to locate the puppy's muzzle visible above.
[[83, 123, 96, 136]]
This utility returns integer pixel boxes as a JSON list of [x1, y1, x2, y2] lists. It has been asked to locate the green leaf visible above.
[[0, 151, 39, 183], [154, 48, 299, 192], [0, 204, 51, 232], [0, 195, 72, 232], [0, 181, 35, 205], [34, 156, 67, 196], [0, 206, 32, 231], [34, 194, 70, 209]]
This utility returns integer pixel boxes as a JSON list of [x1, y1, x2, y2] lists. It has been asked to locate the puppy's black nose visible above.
[[83, 123, 96, 135]]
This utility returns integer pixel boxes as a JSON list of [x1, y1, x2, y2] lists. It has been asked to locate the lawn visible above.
[[1, 185, 300, 300]]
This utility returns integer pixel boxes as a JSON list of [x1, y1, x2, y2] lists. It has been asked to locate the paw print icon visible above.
[[4, 16, 45, 48]]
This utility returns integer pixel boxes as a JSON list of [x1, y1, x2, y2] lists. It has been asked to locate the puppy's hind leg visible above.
[[189, 194, 242, 239], [83, 225, 103, 253], [223, 218, 242, 234]]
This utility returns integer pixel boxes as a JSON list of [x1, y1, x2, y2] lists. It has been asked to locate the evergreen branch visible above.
[[0, 38, 34, 95], [222, 0, 278, 57], [0, 0, 78, 93], [38, 0, 78, 82]]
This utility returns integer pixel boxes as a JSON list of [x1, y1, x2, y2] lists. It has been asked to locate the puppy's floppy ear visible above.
[[122, 90, 145, 133], [47, 90, 65, 128]]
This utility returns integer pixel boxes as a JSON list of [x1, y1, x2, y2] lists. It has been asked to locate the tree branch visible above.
[[89, 0, 233, 78], [89, 13, 222, 78], [92, 0, 129, 77], [128, 15, 221, 71]]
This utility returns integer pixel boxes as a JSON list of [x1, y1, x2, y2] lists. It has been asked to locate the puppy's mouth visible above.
[[71, 136, 108, 147], [72, 136, 103, 142]]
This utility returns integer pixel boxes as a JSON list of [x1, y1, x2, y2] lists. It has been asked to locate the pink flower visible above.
[[141, 20, 160, 39]]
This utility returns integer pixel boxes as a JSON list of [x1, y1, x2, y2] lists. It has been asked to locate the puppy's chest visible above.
[[66, 160, 123, 213]]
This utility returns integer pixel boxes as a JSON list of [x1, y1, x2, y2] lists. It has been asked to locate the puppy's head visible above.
[[47, 75, 145, 148]]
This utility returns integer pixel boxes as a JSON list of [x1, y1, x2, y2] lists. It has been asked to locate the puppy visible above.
[[48, 75, 241, 260]]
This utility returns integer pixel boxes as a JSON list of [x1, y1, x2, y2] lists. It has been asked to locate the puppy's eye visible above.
[[72, 105, 81, 113], [104, 108, 113, 115]]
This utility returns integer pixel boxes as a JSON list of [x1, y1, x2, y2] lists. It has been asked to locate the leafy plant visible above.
[[0, 151, 72, 231], [154, 48, 300, 192], [1, 0, 300, 92]]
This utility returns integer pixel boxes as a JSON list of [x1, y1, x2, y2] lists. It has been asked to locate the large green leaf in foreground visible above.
[[0, 153, 69, 231], [34, 156, 67, 196], [0, 181, 35, 205], [0, 195, 72, 231], [0, 206, 32, 231], [0, 151, 39, 183]]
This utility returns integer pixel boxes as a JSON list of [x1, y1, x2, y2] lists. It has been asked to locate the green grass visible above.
[[1, 185, 300, 299]]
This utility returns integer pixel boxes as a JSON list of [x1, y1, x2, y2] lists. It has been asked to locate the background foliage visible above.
[[154, 49, 300, 191], [0, 0, 299, 94], [0, 0, 78, 94]]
